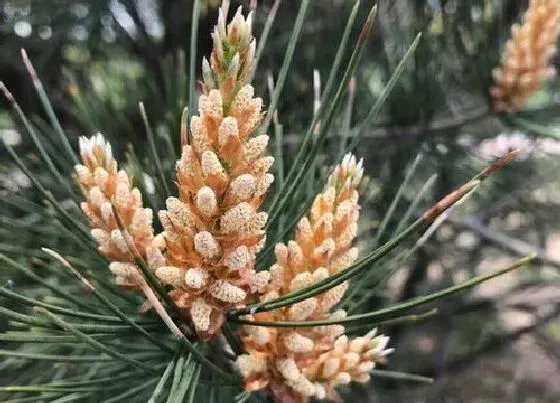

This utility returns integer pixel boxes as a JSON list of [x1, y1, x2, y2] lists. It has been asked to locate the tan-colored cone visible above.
[[490, 0, 560, 112], [237, 155, 392, 401]]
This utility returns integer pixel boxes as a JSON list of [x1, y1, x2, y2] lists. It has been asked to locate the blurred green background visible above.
[[1, 0, 559, 401]]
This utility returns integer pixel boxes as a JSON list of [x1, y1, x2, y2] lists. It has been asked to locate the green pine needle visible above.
[[229, 254, 534, 327]]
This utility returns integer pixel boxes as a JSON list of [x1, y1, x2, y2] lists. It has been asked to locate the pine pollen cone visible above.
[[155, 7, 273, 337], [490, 0, 560, 112], [74, 134, 165, 288], [236, 154, 392, 401]]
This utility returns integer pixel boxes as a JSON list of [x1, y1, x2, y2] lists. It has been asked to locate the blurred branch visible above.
[[450, 217, 560, 270], [479, 161, 560, 222], [363, 106, 490, 141], [420, 302, 560, 378], [534, 331, 560, 366], [110, 7, 164, 89], [122, 1, 154, 46], [280, 103, 491, 147]]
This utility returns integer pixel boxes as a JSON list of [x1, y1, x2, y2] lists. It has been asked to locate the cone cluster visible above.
[[74, 5, 395, 400], [237, 155, 392, 402], [152, 6, 274, 338], [490, 0, 560, 112], [75, 134, 165, 288]]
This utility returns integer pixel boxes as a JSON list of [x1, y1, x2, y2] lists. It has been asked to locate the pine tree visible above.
[[1, 1, 558, 401]]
